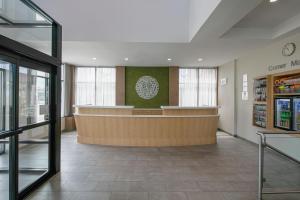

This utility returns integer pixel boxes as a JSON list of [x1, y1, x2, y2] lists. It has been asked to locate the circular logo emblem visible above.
[[135, 76, 159, 100]]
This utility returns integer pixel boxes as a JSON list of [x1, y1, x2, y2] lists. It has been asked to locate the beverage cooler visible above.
[[274, 97, 300, 130]]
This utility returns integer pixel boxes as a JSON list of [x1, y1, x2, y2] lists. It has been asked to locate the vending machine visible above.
[[274, 97, 300, 131], [293, 98, 300, 131], [275, 98, 292, 130]]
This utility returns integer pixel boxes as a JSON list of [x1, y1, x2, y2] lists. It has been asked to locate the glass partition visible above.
[[0, 0, 53, 55], [268, 135, 300, 161], [258, 133, 300, 199], [0, 1, 61, 199], [263, 136, 300, 200], [0, 59, 13, 200], [0, 61, 12, 200], [0, 136, 9, 200], [18, 125, 49, 191]]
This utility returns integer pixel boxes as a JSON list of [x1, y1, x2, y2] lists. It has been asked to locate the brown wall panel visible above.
[[169, 67, 179, 106], [116, 66, 126, 105]]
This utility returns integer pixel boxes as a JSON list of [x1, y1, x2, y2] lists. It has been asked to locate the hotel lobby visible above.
[[0, 0, 300, 200]]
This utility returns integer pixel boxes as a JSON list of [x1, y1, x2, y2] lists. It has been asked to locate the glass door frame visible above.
[[18, 56, 52, 195], [0, 67, 6, 132], [0, 0, 62, 198], [0, 54, 17, 200], [0, 47, 61, 199]]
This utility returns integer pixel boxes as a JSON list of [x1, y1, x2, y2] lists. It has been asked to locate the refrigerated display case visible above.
[[274, 97, 300, 131], [275, 98, 292, 130], [293, 98, 300, 131]]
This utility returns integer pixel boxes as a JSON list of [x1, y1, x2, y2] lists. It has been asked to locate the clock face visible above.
[[282, 43, 296, 57]]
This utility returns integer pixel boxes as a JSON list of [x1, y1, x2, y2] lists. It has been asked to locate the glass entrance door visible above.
[[0, 59, 14, 200], [0, 53, 58, 200], [18, 66, 50, 191], [0, 60, 13, 132]]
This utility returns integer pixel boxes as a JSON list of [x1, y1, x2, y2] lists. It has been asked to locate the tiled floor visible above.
[[26, 132, 300, 200]]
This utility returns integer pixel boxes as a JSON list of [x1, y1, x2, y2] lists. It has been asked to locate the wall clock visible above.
[[135, 76, 159, 100], [282, 42, 296, 57]]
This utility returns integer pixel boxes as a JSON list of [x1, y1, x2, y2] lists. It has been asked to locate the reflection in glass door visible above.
[[0, 60, 13, 200], [19, 67, 50, 127], [0, 61, 13, 132], [0, 136, 10, 200], [0, 56, 56, 200], [18, 67, 50, 191]]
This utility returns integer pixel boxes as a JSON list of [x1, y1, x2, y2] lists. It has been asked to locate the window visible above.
[[76, 68, 96, 105], [179, 68, 217, 107], [75, 67, 116, 106], [61, 64, 65, 117]]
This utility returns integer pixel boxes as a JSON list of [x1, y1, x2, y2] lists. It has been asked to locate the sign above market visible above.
[[268, 59, 300, 71]]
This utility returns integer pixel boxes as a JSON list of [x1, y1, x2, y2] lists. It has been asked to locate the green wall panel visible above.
[[125, 67, 169, 108]]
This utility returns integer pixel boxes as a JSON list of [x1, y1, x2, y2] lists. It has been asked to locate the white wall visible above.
[[218, 61, 235, 135], [219, 32, 300, 161]]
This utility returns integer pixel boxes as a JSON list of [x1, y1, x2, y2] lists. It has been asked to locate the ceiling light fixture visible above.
[[167, 58, 172, 62], [92, 57, 97, 61], [124, 57, 129, 61], [198, 58, 203, 62], [269, 0, 278, 3]]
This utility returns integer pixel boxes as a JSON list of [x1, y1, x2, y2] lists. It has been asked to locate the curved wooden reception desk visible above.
[[74, 106, 219, 147]]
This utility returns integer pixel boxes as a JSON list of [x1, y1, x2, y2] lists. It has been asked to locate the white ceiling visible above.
[[234, 0, 300, 29], [32, 0, 300, 67], [34, 0, 191, 43]]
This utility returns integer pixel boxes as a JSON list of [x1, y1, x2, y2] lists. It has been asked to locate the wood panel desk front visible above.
[[74, 106, 219, 147], [75, 113, 219, 147]]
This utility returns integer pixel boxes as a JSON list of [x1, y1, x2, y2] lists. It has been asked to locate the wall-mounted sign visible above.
[[220, 78, 228, 86], [242, 74, 248, 101], [268, 59, 300, 72], [243, 74, 247, 82], [242, 91, 248, 101], [268, 41, 298, 72]]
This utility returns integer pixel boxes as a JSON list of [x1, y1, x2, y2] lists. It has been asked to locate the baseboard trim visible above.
[[217, 128, 234, 137], [235, 135, 258, 146]]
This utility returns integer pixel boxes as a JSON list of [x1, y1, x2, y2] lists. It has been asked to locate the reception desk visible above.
[[74, 106, 219, 147], [161, 106, 218, 115]]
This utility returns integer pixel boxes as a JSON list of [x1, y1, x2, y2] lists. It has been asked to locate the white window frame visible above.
[[179, 67, 218, 107], [75, 66, 116, 106]]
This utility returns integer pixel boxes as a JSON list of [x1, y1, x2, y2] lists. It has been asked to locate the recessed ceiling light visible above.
[[124, 57, 129, 61], [269, 0, 278, 3], [198, 58, 203, 62], [92, 57, 97, 61], [167, 58, 172, 62]]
